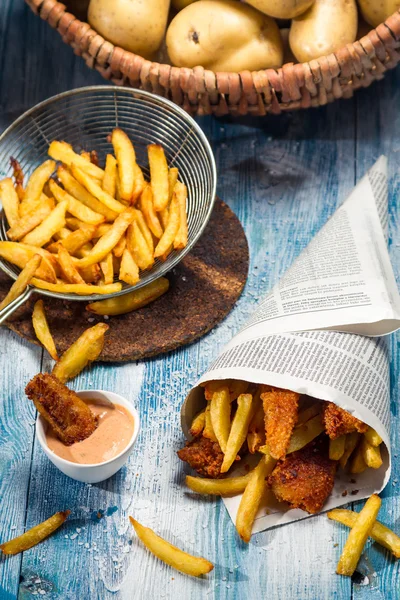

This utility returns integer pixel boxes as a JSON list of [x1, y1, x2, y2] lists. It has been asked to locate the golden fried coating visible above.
[[269, 439, 337, 514], [25, 373, 97, 446], [177, 436, 224, 479], [322, 402, 368, 440], [261, 387, 300, 459]]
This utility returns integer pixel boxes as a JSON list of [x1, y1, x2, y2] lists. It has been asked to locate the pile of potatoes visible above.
[[87, 0, 400, 71]]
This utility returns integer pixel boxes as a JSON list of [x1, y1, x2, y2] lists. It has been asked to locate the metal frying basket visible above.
[[0, 86, 217, 324]]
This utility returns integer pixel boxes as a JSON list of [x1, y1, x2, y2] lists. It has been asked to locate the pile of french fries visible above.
[[185, 379, 385, 543], [0, 129, 188, 302]]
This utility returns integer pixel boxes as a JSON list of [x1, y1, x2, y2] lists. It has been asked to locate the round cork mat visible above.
[[0, 199, 249, 362]]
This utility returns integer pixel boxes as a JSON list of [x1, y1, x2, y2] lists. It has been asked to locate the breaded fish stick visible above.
[[25, 373, 97, 445]]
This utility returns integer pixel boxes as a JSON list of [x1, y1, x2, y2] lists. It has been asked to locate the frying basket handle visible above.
[[0, 287, 32, 325]]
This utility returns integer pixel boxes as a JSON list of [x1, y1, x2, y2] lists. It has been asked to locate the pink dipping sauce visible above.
[[45, 401, 135, 465]]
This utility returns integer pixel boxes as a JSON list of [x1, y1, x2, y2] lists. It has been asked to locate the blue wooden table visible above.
[[1, 2, 399, 599]]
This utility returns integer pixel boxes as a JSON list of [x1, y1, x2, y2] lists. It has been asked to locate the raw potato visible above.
[[357, 0, 400, 27], [289, 0, 358, 63], [246, 0, 315, 19], [88, 0, 170, 59], [166, 0, 283, 71]]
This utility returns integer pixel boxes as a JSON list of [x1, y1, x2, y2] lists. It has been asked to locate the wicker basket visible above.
[[26, 0, 400, 116]]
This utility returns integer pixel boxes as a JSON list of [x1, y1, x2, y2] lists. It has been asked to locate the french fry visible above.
[[119, 248, 139, 286], [296, 402, 320, 425], [7, 196, 54, 241], [57, 167, 117, 222], [140, 185, 163, 238], [113, 234, 127, 258], [186, 472, 252, 496], [174, 181, 188, 250], [236, 452, 276, 543], [221, 394, 253, 473], [32, 299, 58, 361], [53, 227, 72, 241], [0, 242, 57, 283], [102, 154, 117, 198], [229, 381, 249, 402], [52, 322, 109, 383], [286, 415, 324, 454], [48, 140, 105, 180], [0, 510, 70, 555], [133, 209, 154, 253], [47, 224, 98, 255], [130, 517, 213, 577], [132, 162, 145, 204], [340, 432, 360, 469], [154, 192, 180, 259], [86, 277, 169, 315], [80, 150, 91, 162], [80, 263, 102, 284], [336, 494, 382, 576], [0, 254, 42, 310], [328, 508, 400, 559], [203, 402, 217, 442], [71, 164, 126, 215], [127, 220, 154, 270], [0, 178, 20, 227], [57, 244, 85, 284], [189, 409, 206, 437], [94, 224, 112, 238], [19, 160, 55, 217], [10, 157, 25, 201], [361, 438, 383, 469], [364, 427, 383, 447], [350, 443, 367, 474], [247, 399, 265, 454], [111, 128, 136, 201], [22, 201, 68, 247], [203, 380, 232, 401], [168, 167, 179, 200], [99, 252, 114, 285], [329, 435, 346, 461], [210, 387, 231, 453], [148, 144, 169, 211], [49, 180, 104, 225], [65, 217, 85, 231], [32, 278, 121, 296], [77, 209, 136, 268]]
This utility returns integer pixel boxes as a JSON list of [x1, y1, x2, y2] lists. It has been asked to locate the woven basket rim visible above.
[[26, 0, 400, 83]]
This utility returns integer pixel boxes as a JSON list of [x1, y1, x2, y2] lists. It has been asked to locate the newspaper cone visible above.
[[181, 156, 400, 532]]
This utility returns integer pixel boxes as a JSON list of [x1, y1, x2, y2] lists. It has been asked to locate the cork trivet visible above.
[[0, 199, 249, 362]]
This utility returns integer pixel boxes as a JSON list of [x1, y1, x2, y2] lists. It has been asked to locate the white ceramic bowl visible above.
[[36, 389, 140, 484]]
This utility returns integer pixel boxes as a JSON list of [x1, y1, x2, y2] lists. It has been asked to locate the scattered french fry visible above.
[[329, 435, 346, 461], [119, 248, 140, 286], [0, 511, 70, 555], [221, 393, 253, 473], [32, 278, 121, 296], [57, 244, 85, 284], [112, 129, 136, 201], [361, 438, 383, 469], [336, 494, 381, 576], [286, 414, 324, 454], [0, 254, 42, 310], [186, 472, 252, 496], [189, 409, 206, 437], [209, 387, 231, 453], [140, 185, 163, 238], [364, 427, 383, 447], [52, 322, 109, 383], [32, 299, 58, 361], [19, 160, 55, 217], [49, 179, 105, 225], [148, 144, 169, 211], [130, 517, 213, 577], [102, 154, 118, 198], [86, 277, 169, 315], [0, 178, 20, 227], [174, 182, 188, 250], [22, 201, 68, 247], [154, 191, 180, 259], [328, 508, 400, 559], [48, 140, 104, 180], [236, 452, 276, 543]]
